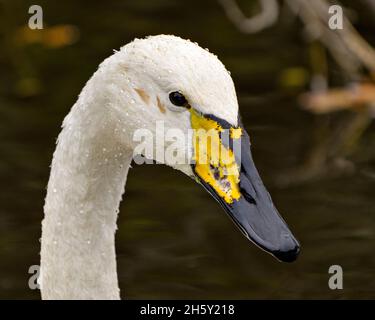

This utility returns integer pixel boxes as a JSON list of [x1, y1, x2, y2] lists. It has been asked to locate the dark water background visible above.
[[1, 0, 375, 299]]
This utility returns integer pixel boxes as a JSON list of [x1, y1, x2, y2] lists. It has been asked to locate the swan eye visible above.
[[169, 91, 187, 107]]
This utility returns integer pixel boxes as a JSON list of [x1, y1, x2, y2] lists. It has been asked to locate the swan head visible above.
[[97, 35, 300, 262]]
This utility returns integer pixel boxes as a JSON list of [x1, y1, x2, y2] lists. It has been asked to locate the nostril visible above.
[[239, 173, 257, 205], [240, 187, 256, 204]]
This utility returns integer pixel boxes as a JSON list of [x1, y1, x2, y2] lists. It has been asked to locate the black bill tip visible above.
[[190, 113, 301, 262], [272, 236, 300, 263]]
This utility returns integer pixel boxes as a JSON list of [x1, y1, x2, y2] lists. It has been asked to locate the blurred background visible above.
[[1, 0, 375, 299]]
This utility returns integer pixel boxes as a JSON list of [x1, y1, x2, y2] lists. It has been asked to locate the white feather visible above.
[[41, 35, 239, 299]]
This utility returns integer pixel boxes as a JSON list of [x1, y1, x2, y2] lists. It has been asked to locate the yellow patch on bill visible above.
[[190, 109, 241, 204], [230, 127, 242, 139]]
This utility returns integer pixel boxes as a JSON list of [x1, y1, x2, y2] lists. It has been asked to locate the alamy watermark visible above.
[[328, 5, 343, 30], [132, 122, 242, 168], [328, 265, 343, 290], [29, 263, 345, 291], [28, 5, 43, 29], [28, 265, 40, 290]]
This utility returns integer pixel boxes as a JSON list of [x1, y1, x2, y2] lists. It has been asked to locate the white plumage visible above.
[[41, 35, 239, 299]]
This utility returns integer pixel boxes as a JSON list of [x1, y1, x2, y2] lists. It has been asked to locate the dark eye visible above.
[[169, 91, 187, 107]]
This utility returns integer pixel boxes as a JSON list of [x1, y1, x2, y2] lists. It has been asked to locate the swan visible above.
[[41, 35, 300, 300]]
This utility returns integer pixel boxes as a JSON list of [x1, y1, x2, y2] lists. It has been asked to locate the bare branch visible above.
[[300, 83, 375, 114], [286, 0, 375, 74], [218, 0, 279, 33]]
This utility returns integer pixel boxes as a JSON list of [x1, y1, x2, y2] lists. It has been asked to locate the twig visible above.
[[286, 0, 375, 74], [300, 83, 375, 114], [218, 0, 279, 33]]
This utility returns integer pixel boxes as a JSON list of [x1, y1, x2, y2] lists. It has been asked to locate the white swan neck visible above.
[[41, 101, 133, 299]]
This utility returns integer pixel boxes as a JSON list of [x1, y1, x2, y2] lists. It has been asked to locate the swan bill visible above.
[[190, 111, 300, 263]]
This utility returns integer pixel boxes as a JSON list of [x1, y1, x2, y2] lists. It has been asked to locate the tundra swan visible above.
[[41, 35, 300, 300]]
